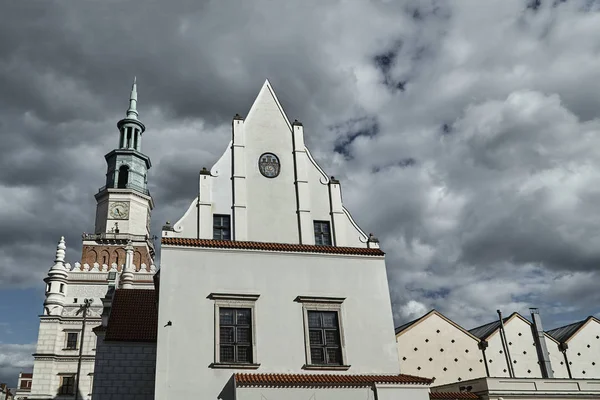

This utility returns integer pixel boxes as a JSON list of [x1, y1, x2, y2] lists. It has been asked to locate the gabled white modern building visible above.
[[28, 80, 156, 400], [396, 308, 600, 391]]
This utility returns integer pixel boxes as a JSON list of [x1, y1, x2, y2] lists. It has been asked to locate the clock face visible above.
[[258, 152, 280, 178], [109, 201, 129, 220]]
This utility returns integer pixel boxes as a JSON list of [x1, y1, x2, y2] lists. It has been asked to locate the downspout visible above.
[[497, 310, 515, 377], [478, 340, 490, 377], [559, 342, 572, 379]]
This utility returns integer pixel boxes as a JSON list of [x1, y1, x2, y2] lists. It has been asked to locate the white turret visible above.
[[121, 240, 135, 289], [43, 237, 69, 315]]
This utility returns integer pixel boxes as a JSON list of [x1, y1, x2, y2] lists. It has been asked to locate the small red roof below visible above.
[[235, 373, 433, 388], [104, 289, 157, 342], [430, 392, 479, 399], [162, 238, 385, 256]]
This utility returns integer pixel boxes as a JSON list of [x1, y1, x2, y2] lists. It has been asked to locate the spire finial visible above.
[[126, 76, 139, 120], [50, 236, 68, 272]]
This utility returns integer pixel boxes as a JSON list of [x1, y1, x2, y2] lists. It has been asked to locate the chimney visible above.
[[530, 308, 554, 378]]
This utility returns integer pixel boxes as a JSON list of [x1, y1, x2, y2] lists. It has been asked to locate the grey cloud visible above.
[[1, 0, 600, 338]]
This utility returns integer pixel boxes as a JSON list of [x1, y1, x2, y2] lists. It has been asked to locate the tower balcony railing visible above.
[[82, 232, 155, 250], [97, 183, 150, 196]]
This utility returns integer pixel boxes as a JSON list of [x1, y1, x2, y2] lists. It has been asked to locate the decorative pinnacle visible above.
[[55, 236, 66, 264], [50, 236, 68, 272], [126, 76, 139, 120]]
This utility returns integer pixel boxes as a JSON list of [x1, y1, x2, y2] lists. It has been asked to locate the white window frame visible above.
[[63, 330, 80, 351], [296, 296, 350, 370], [209, 293, 260, 369]]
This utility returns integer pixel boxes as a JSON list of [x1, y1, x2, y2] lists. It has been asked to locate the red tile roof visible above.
[[162, 238, 385, 256], [104, 289, 157, 342], [234, 373, 433, 387], [430, 393, 479, 399]]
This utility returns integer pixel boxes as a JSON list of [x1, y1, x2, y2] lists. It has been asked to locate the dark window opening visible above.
[[314, 221, 332, 246], [219, 308, 252, 363], [119, 129, 125, 148], [117, 165, 129, 188], [213, 215, 231, 240], [307, 310, 342, 365], [133, 129, 138, 150], [126, 127, 132, 148], [59, 283, 64, 293], [66, 332, 78, 350], [58, 376, 75, 395]]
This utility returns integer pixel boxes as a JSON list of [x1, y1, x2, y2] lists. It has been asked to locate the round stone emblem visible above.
[[258, 152, 280, 178]]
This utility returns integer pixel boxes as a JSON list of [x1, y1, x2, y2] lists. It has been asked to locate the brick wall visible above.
[[92, 335, 155, 400]]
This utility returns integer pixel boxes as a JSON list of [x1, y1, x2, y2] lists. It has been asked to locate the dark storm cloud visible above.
[[1, 0, 600, 362]]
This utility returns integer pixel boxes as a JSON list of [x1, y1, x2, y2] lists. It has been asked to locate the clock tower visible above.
[[81, 78, 155, 268]]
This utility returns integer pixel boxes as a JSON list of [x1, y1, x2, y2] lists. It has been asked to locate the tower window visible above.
[[314, 221, 332, 246], [117, 165, 129, 188], [213, 215, 231, 240], [65, 332, 79, 350], [58, 375, 75, 395], [59, 283, 64, 293], [133, 129, 139, 150], [126, 127, 132, 148]]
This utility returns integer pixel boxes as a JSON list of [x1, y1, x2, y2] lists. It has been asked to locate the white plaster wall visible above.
[[92, 338, 155, 400], [155, 247, 399, 400], [545, 336, 569, 378], [244, 86, 299, 244], [211, 142, 233, 216], [565, 320, 600, 378], [484, 317, 556, 378], [396, 313, 485, 384], [306, 155, 331, 222], [375, 385, 430, 400], [236, 387, 375, 400]]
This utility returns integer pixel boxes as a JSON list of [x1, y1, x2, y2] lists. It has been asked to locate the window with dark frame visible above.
[[58, 375, 75, 395], [65, 332, 78, 350], [213, 215, 231, 240], [219, 308, 252, 363], [313, 221, 332, 246], [307, 310, 342, 365]]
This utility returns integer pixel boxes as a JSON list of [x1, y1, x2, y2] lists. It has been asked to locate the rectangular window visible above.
[[59, 283, 64, 293], [314, 221, 332, 246], [213, 214, 231, 240], [307, 310, 342, 365], [296, 296, 348, 370], [65, 332, 78, 350], [219, 308, 252, 363], [58, 375, 75, 395], [210, 293, 259, 369]]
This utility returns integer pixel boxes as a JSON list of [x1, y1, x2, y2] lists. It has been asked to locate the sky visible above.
[[1, 0, 600, 387]]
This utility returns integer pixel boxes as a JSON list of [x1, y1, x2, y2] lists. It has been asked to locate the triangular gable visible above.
[[245, 79, 292, 132], [395, 309, 481, 342], [547, 316, 600, 344], [469, 312, 531, 341]]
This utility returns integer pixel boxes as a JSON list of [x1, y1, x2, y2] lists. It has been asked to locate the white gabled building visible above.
[[28, 80, 156, 400], [546, 316, 600, 379], [151, 80, 433, 400], [395, 310, 486, 385]]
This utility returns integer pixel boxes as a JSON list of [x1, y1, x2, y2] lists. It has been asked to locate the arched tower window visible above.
[[117, 165, 129, 188]]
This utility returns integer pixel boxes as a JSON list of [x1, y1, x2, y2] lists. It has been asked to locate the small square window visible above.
[[58, 375, 75, 395], [65, 332, 78, 350], [313, 221, 332, 246], [213, 215, 231, 240]]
